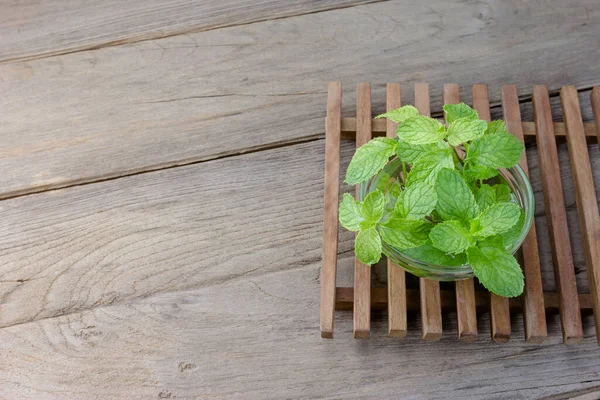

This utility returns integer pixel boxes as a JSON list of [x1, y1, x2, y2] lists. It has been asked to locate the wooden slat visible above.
[[443, 83, 477, 342], [473, 84, 511, 343], [320, 82, 342, 338], [532, 85, 583, 344], [335, 287, 595, 312], [414, 82, 443, 341], [592, 87, 600, 144], [341, 119, 598, 139], [353, 82, 372, 339], [561, 85, 600, 343], [385, 83, 407, 339], [501, 84, 547, 344]]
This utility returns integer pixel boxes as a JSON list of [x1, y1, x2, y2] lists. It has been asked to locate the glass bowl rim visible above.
[[358, 159, 534, 277]]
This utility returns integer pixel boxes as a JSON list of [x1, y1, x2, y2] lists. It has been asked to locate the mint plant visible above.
[[339, 103, 527, 297]]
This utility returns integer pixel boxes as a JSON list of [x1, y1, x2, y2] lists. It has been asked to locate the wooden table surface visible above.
[[1, 1, 600, 399]]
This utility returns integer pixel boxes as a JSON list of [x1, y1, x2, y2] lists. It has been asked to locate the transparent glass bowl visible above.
[[358, 158, 534, 281]]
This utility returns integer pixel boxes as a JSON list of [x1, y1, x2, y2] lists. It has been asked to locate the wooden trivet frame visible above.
[[320, 82, 600, 343]]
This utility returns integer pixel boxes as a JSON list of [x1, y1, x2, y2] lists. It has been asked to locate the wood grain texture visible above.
[[320, 82, 342, 338], [414, 82, 443, 341], [532, 85, 583, 344], [0, 0, 379, 63], [592, 87, 600, 143], [443, 83, 477, 342], [353, 83, 371, 339], [385, 83, 407, 338], [1, 0, 600, 199], [2, 269, 600, 400], [473, 83, 511, 343], [561, 86, 600, 343], [501, 84, 547, 343]]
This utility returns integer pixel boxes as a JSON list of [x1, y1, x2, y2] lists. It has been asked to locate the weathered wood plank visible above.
[[473, 83, 511, 343], [353, 83, 372, 339], [1, 266, 600, 400], [561, 86, 600, 343], [414, 83, 443, 341], [1, 0, 600, 198], [532, 85, 583, 344], [320, 82, 342, 338], [501, 84, 547, 343], [0, 0, 378, 63], [0, 135, 598, 331], [443, 83, 478, 342], [385, 83, 407, 338], [0, 139, 354, 328]]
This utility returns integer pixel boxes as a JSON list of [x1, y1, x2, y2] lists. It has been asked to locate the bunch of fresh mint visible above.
[[339, 103, 527, 297]]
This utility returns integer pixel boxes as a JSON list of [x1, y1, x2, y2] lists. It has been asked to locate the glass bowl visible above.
[[358, 158, 534, 281]]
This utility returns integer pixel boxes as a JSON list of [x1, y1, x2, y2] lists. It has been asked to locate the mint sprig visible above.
[[339, 103, 528, 298]]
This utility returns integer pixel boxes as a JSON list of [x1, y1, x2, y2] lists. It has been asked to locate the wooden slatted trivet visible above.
[[320, 82, 600, 343]]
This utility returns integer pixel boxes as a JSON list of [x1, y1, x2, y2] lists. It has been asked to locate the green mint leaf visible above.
[[429, 220, 476, 254], [396, 140, 447, 164], [495, 183, 512, 202], [475, 184, 497, 212], [470, 202, 522, 238], [467, 240, 524, 297], [338, 193, 363, 231], [501, 209, 525, 247], [361, 189, 385, 225], [446, 118, 487, 146], [388, 181, 402, 199], [486, 120, 507, 136], [375, 105, 419, 123], [463, 163, 499, 183], [403, 241, 467, 266], [393, 190, 406, 217], [435, 168, 478, 223], [400, 181, 437, 219], [395, 116, 445, 145], [375, 172, 391, 192], [466, 133, 524, 169], [405, 147, 454, 187], [443, 103, 479, 124], [345, 137, 398, 185], [355, 227, 382, 265], [379, 217, 430, 250]]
